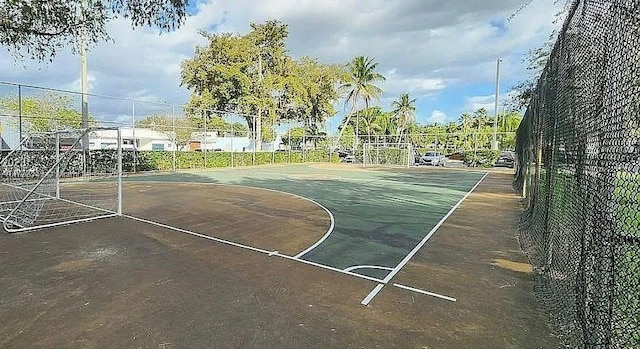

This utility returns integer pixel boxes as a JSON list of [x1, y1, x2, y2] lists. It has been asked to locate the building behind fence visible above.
[[514, 0, 639, 347]]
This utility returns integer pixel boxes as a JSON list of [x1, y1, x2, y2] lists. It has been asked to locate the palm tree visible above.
[[373, 111, 395, 145], [445, 122, 459, 151], [336, 56, 385, 150], [357, 107, 383, 146], [458, 112, 474, 149], [391, 92, 417, 144]]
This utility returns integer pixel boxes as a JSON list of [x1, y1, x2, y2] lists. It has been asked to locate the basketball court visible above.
[[0, 161, 559, 348]]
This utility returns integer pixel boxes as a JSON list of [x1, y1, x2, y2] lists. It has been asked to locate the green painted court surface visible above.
[[125, 164, 486, 280]]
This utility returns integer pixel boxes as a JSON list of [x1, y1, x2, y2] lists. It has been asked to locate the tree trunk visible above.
[[334, 100, 358, 150]]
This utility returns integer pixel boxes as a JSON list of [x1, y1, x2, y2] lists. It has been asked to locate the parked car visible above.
[[448, 151, 464, 161], [493, 151, 515, 168], [417, 151, 447, 166], [336, 149, 355, 163]]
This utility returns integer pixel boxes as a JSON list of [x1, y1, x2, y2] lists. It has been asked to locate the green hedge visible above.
[[130, 149, 338, 171], [461, 150, 501, 167]]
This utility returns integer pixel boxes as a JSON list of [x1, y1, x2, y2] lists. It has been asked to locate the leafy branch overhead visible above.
[[0, 0, 188, 61]]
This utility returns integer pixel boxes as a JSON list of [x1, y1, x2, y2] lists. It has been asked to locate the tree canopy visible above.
[[180, 20, 342, 146], [1, 0, 188, 61], [0, 92, 96, 132]]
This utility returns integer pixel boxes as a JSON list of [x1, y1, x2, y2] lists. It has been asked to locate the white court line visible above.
[[275, 253, 384, 284], [393, 283, 457, 302], [124, 214, 276, 255], [197, 184, 336, 259], [344, 265, 394, 273], [361, 283, 384, 306], [124, 174, 488, 303], [125, 180, 336, 260], [122, 214, 385, 284], [358, 172, 489, 306], [382, 172, 489, 284]]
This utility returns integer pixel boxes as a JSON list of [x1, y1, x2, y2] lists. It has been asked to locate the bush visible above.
[[1, 149, 339, 174], [462, 150, 501, 167]]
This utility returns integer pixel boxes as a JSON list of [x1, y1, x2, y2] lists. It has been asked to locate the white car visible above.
[[418, 151, 446, 166]]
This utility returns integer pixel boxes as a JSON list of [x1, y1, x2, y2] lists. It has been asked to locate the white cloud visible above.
[[465, 94, 496, 113], [0, 0, 563, 125], [429, 110, 448, 124], [463, 89, 521, 114], [384, 70, 447, 98]]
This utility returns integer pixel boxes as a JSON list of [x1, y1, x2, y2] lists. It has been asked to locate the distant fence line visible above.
[[0, 81, 516, 156]]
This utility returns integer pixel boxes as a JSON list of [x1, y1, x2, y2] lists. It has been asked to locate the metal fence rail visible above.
[[514, 0, 640, 347]]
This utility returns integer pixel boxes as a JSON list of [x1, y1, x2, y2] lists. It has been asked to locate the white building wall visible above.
[[89, 127, 176, 151]]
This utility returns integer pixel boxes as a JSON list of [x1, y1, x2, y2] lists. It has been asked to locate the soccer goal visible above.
[[0, 128, 122, 233], [362, 143, 414, 167]]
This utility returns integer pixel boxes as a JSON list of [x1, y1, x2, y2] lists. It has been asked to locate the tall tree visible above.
[[337, 55, 385, 149], [181, 21, 289, 149], [181, 21, 341, 150], [277, 57, 343, 133], [1, 0, 188, 61], [391, 93, 417, 144], [373, 110, 396, 144]]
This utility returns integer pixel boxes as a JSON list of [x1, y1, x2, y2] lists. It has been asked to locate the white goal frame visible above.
[[0, 127, 123, 233], [362, 142, 414, 168]]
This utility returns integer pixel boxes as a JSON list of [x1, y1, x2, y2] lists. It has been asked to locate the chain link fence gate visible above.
[[514, 0, 640, 347]]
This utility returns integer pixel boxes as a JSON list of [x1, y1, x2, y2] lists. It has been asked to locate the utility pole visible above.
[[80, 26, 89, 150], [492, 58, 502, 151], [256, 54, 263, 152]]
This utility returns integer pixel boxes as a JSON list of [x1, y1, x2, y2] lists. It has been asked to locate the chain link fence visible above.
[[514, 0, 640, 347], [0, 82, 338, 170], [0, 80, 518, 170]]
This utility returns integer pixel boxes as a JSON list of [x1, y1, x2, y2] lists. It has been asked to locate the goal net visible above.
[[362, 143, 414, 167], [0, 128, 122, 232]]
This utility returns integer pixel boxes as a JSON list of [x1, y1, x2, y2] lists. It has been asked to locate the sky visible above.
[[0, 0, 565, 131]]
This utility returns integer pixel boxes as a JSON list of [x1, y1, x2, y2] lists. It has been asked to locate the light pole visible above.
[[492, 58, 502, 150]]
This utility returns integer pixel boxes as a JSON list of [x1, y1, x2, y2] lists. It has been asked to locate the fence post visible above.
[[55, 132, 60, 198], [172, 105, 176, 172], [18, 85, 22, 149], [288, 129, 291, 163], [132, 101, 137, 173], [117, 127, 123, 216], [230, 118, 234, 167], [203, 110, 207, 169]]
